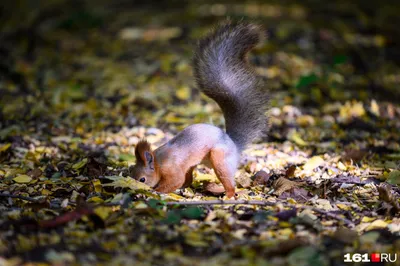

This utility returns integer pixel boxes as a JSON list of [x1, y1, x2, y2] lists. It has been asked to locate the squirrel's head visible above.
[[129, 140, 160, 187]]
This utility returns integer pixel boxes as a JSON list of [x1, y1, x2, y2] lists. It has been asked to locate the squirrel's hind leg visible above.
[[209, 146, 238, 198]]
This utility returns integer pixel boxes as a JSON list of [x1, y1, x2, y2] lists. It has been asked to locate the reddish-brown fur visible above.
[[130, 124, 239, 198]]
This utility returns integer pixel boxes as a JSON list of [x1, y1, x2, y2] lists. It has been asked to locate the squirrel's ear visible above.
[[144, 151, 154, 170], [134, 140, 154, 168]]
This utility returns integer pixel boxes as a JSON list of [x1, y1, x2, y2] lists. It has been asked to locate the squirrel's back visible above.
[[193, 21, 269, 151]]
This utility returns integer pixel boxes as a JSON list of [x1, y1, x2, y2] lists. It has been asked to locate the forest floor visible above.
[[0, 1, 400, 265]]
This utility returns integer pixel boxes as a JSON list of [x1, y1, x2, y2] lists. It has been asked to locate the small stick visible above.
[[164, 199, 354, 227], [0, 192, 354, 227], [310, 208, 354, 227], [0, 192, 40, 202], [164, 200, 275, 206]]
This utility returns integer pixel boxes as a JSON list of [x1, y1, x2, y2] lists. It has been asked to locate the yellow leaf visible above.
[[339, 101, 366, 122], [365, 219, 388, 231], [133, 201, 148, 209], [287, 198, 297, 204], [94, 206, 113, 220], [303, 156, 324, 171], [102, 176, 151, 191], [176, 85, 191, 100], [336, 203, 351, 211], [87, 196, 104, 203], [41, 189, 52, 196], [288, 131, 308, 146], [93, 179, 103, 193], [165, 193, 186, 200], [361, 217, 376, 223], [194, 172, 218, 182], [277, 228, 293, 237], [296, 115, 315, 127], [370, 100, 380, 116], [164, 113, 189, 124], [13, 175, 32, 183], [72, 158, 87, 170], [0, 143, 11, 153], [279, 221, 292, 228], [337, 161, 347, 171]]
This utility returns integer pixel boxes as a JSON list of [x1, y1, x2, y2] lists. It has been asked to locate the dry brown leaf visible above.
[[236, 173, 252, 188], [252, 170, 271, 186], [272, 177, 305, 196], [342, 148, 368, 162], [203, 182, 225, 195], [377, 184, 400, 213], [285, 165, 297, 178]]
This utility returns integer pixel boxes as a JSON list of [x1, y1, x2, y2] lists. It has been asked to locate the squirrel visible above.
[[129, 21, 269, 198]]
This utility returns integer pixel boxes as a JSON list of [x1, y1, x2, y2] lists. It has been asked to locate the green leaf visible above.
[[333, 55, 348, 65], [51, 172, 61, 179], [253, 210, 271, 223], [181, 207, 203, 219], [296, 74, 318, 88], [164, 210, 182, 225], [386, 170, 400, 185], [72, 158, 87, 170], [147, 199, 166, 210]]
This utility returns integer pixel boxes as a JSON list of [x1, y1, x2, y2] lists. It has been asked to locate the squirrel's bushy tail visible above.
[[193, 21, 268, 151]]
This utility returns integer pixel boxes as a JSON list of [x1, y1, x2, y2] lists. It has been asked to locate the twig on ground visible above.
[[0, 192, 40, 202], [0, 192, 355, 227], [164, 200, 276, 206], [164, 199, 355, 227]]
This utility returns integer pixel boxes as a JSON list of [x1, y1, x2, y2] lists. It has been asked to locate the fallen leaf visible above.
[[272, 177, 305, 196], [303, 156, 324, 171], [72, 158, 88, 170], [0, 143, 11, 152], [276, 208, 297, 221], [203, 182, 225, 195], [236, 172, 252, 188], [365, 220, 388, 231], [13, 175, 32, 183], [176, 85, 191, 100], [102, 176, 151, 191], [386, 170, 400, 185], [285, 165, 297, 178], [252, 170, 271, 185]]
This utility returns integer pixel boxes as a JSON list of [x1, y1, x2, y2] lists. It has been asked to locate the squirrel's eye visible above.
[[139, 177, 146, 183]]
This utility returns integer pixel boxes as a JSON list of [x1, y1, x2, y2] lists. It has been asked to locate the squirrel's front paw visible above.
[[225, 190, 235, 199]]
